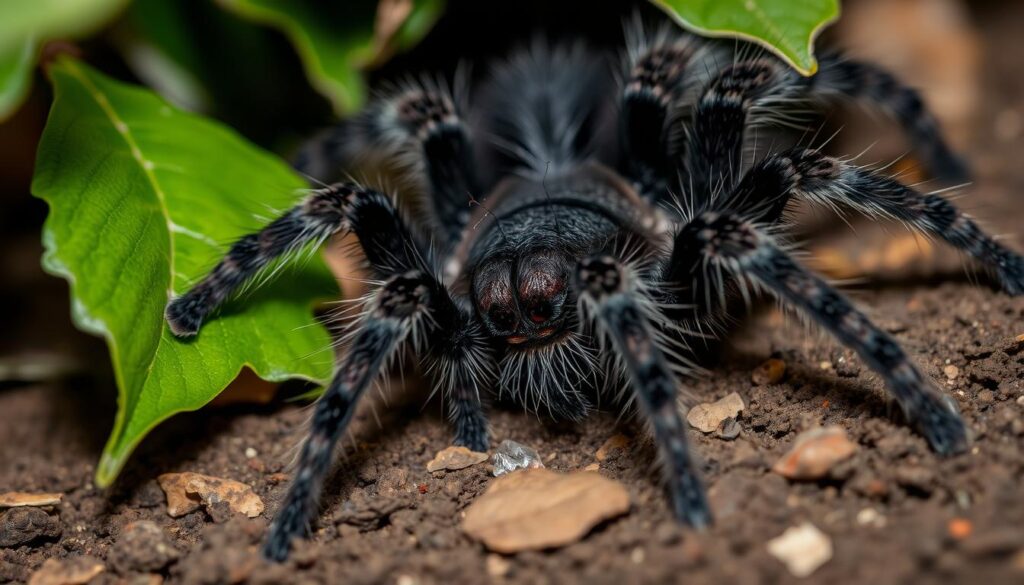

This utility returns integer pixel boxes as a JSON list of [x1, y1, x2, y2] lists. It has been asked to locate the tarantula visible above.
[[165, 27, 1024, 561]]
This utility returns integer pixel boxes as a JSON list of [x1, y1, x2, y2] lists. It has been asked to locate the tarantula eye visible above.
[[526, 301, 553, 324], [488, 306, 517, 331]]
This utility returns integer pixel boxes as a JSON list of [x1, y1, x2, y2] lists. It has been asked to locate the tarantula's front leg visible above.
[[575, 256, 711, 528], [262, 271, 431, 561], [165, 183, 428, 336], [726, 148, 1024, 295], [620, 39, 700, 200], [670, 212, 969, 454]]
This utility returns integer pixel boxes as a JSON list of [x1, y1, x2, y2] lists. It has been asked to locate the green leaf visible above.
[[0, 40, 36, 120], [217, 0, 444, 113], [0, 0, 130, 52], [653, 0, 840, 75], [32, 58, 337, 486]]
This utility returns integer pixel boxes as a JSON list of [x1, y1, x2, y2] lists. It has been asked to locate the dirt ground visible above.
[[3, 1, 1024, 584]]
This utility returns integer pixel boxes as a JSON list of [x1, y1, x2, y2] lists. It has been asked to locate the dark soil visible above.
[[2, 2, 1024, 584]]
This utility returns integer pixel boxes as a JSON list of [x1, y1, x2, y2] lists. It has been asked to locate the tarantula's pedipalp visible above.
[[262, 271, 431, 562], [725, 148, 1024, 294], [576, 256, 711, 528], [671, 212, 969, 454]]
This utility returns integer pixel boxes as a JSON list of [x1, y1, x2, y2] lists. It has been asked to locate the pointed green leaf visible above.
[[32, 58, 337, 486], [0, 40, 36, 120], [0, 0, 129, 53], [218, 0, 445, 113], [653, 0, 840, 75]]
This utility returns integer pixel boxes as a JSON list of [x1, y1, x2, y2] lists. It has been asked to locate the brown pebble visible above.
[[108, 521, 179, 573], [426, 446, 489, 473], [752, 358, 786, 385], [772, 426, 858, 480], [0, 492, 63, 508], [943, 365, 960, 380]]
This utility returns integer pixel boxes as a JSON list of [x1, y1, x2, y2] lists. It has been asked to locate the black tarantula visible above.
[[165, 23, 1024, 562]]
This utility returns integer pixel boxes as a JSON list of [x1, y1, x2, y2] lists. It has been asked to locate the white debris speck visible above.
[[244, 447, 258, 459], [492, 439, 544, 476], [767, 522, 833, 578]]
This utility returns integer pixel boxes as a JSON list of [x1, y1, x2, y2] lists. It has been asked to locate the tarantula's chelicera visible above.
[[165, 27, 1024, 561]]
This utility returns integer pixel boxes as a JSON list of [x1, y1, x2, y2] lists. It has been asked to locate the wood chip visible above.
[[595, 434, 631, 461], [462, 468, 630, 553], [772, 426, 858, 480], [27, 557, 104, 585], [752, 358, 786, 385], [157, 472, 263, 518], [0, 492, 62, 508], [426, 446, 489, 473], [686, 392, 745, 433]]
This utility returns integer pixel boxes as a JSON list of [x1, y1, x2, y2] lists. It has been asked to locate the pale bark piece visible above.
[[28, 556, 104, 585], [158, 472, 264, 518], [767, 522, 833, 578], [0, 492, 62, 508], [595, 434, 631, 461], [426, 446, 489, 473], [463, 468, 630, 553], [772, 426, 858, 480], [686, 392, 745, 433]]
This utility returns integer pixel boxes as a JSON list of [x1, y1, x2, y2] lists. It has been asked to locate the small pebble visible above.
[[244, 447, 258, 459], [767, 522, 833, 578], [752, 358, 786, 385], [687, 392, 745, 433], [856, 508, 886, 528], [772, 426, 858, 480], [27, 556, 104, 585], [595, 434, 631, 461], [716, 417, 741, 440], [943, 365, 960, 380], [486, 554, 511, 577]]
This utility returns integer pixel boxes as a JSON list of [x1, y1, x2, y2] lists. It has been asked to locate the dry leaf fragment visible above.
[[0, 492, 62, 508], [28, 556, 104, 585], [158, 472, 263, 518], [686, 392, 745, 433], [426, 446, 489, 473], [767, 522, 833, 577], [462, 468, 630, 553], [595, 434, 631, 461], [772, 426, 858, 480]]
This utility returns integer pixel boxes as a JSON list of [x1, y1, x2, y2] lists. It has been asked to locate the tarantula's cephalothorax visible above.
[[165, 28, 1024, 561]]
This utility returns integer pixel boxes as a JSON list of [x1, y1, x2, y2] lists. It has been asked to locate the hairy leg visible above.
[[165, 182, 430, 337], [575, 255, 711, 528], [619, 39, 699, 201], [670, 212, 969, 454], [724, 148, 1024, 295], [812, 54, 969, 181], [262, 271, 428, 561]]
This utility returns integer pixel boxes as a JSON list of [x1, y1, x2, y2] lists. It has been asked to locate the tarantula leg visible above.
[[421, 300, 495, 452], [728, 148, 1024, 295], [671, 212, 969, 455], [685, 59, 792, 198], [362, 87, 480, 244], [164, 183, 359, 336], [813, 55, 969, 181], [620, 40, 698, 199], [262, 271, 431, 562], [575, 256, 711, 528], [164, 183, 430, 337]]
